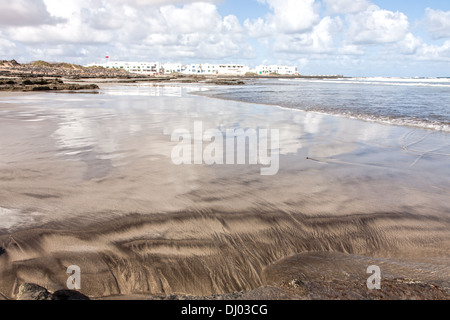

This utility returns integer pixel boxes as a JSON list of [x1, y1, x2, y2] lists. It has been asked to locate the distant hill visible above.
[[0, 59, 21, 68], [31, 60, 86, 70], [0, 59, 132, 78]]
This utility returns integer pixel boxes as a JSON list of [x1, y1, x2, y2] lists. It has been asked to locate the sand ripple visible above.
[[0, 210, 448, 299]]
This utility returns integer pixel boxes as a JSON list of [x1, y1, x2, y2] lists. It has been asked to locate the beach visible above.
[[0, 83, 449, 300]]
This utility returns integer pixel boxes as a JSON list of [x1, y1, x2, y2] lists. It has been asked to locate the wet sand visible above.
[[0, 84, 449, 299]]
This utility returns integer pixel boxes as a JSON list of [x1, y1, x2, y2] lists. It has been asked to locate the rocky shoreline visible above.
[[0, 77, 99, 92]]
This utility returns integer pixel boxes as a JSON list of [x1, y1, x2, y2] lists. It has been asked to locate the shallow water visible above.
[[0, 84, 449, 232], [204, 78, 450, 132]]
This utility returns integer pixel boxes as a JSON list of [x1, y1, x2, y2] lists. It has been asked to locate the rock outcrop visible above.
[[16, 283, 90, 300], [0, 77, 99, 91], [0, 60, 131, 79]]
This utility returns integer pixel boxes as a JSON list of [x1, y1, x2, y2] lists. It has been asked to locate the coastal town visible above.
[[88, 59, 300, 76]]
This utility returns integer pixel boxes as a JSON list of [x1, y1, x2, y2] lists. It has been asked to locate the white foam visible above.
[[254, 101, 450, 133], [280, 77, 450, 88]]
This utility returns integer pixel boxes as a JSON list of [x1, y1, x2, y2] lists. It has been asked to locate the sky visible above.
[[1, 0, 450, 76]]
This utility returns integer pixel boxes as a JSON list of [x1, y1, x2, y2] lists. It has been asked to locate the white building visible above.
[[87, 60, 298, 76], [202, 64, 220, 75], [86, 61, 163, 75], [162, 63, 185, 74], [182, 63, 218, 75], [181, 63, 250, 76], [217, 64, 250, 75], [254, 65, 298, 75]]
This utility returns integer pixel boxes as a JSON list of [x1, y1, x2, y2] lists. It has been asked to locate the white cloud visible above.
[[395, 33, 423, 55], [0, 0, 63, 26], [0, 37, 19, 56], [424, 8, 450, 39], [244, 0, 320, 37], [417, 40, 450, 61], [8, 19, 116, 45], [140, 3, 250, 60], [346, 6, 409, 45], [272, 16, 343, 54], [324, 0, 371, 15], [112, 0, 220, 6], [223, 15, 244, 33], [43, 0, 84, 18], [1, 1, 252, 62], [337, 44, 365, 55], [265, 0, 320, 33], [376, 32, 450, 62], [160, 3, 222, 34], [244, 17, 272, 38]]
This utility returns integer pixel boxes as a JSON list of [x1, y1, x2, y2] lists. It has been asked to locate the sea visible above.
[[202, 77, 450, 133]]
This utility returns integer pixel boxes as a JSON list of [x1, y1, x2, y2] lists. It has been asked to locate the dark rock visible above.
[[17, 283, 52, 300], [207, 79, 246, 86], [32, 86, 51, 91], [10, 59, 20, 66], [0, 246, 5, 256], [52, 290, 90, 301], [58, 84, 99, 91], [0, 80, 99, 92]]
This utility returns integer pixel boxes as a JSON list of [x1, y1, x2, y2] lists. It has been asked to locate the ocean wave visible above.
[[272, 104, 450, 133], [331, 113, 450, 133], [279, 77, 450, 88]]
